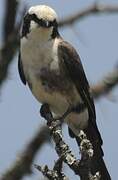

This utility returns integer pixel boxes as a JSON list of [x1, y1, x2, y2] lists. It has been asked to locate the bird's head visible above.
[[21, 5, 59, 40]]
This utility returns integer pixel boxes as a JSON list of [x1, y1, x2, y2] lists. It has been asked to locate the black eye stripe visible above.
[[21, 13, 58, 38], [23, 13, 57, 28]]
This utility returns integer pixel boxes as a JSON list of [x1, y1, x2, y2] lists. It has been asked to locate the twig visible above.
[[34, 157, 68, 180], [53, 156, 64, 174]]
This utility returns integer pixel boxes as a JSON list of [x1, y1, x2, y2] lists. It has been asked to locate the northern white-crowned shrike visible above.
[[18, 5, 111, 179]]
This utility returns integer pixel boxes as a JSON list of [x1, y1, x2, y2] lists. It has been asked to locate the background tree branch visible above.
[[3, 0, 18, 42], [59, 3, 118, 27], [1, 126, 50, 180], [0, 0, 24, 88], [92, 66, 118, 99], [0, 29, 19, 88]]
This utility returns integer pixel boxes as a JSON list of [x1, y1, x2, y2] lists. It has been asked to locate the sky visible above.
[[0, 0, 118, 179]]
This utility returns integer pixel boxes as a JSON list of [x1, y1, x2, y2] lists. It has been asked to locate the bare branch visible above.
[[0, 30, 19, 88], [92, 66, 118, 99], [53, 156, 64, 174], [59, 3, 118, 27], [34, 157, 68, 180], [39, 104, 100, 180], [3, 0, 18, 42], [0, 3, 26, 88], [0, 0, 20, 88], [1, 126, 50, 180]]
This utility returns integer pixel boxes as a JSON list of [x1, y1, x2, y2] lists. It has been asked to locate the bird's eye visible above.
[[38, 19, 58, 28]]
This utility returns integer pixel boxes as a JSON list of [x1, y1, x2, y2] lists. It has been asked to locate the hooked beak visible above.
[[45, 21, 50, 27], [38, 20, 52, 28]]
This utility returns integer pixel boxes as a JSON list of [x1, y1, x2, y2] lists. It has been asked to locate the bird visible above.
[[18, 5, 111, 179]]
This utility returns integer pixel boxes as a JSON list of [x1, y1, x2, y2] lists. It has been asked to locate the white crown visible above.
[[28, 5, 58, 22]]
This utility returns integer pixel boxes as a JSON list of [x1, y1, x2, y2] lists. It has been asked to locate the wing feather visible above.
[[58, 41, 95, 121], [58, 40, 103, 145], [18, 53, 26, 85]]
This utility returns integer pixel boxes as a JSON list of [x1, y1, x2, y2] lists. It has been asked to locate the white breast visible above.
[[21, 37, 52, 69], [21, 36, 68, 112]]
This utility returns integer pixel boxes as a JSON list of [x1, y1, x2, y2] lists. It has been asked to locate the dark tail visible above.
[[69, 122, 111, 180], [90, 154, 111, 180], [85, 120, 111, 180]]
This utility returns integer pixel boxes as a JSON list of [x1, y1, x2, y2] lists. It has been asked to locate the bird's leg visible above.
[[40, 103, 86, 122], [54, 102, 86, 121]]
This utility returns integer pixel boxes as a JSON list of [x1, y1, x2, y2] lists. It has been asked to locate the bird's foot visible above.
[[40, 103, 51, 119]]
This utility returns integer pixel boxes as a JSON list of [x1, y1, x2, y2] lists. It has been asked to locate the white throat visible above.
[[20, 28, 57, 74], [27, 26, 53, 43]]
